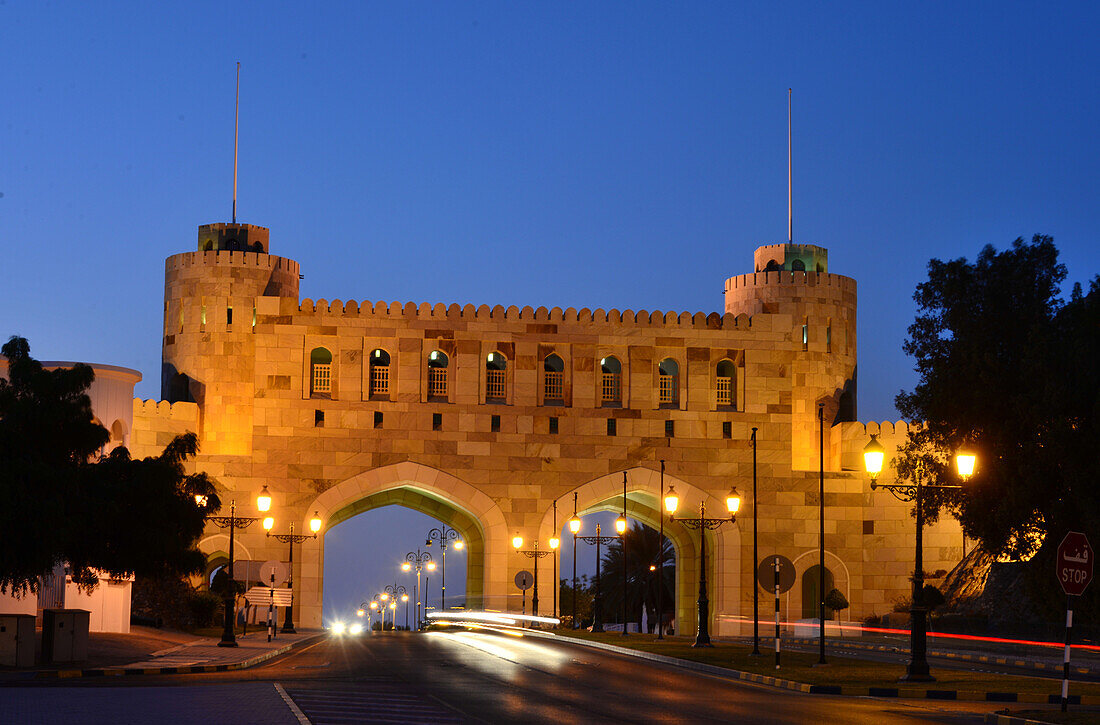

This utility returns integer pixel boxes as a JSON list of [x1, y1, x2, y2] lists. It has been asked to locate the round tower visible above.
[[162, 222, 300, 456], [725, 242, 857, 470]]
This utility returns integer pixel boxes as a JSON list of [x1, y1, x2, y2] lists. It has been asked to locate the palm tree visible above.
[[599, 522, 674, 632]]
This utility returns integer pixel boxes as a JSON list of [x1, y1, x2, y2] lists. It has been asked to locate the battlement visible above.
[[198, 222, 270, 253], [165, 250, 300, 275], [754, 243, 829, 273], [723, 269, 856, 294], [133, 398, 199, 423], [289, 298, 757, 331]]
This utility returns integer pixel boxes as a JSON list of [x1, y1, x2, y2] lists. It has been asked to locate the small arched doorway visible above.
[[802, 564, 836, 619]]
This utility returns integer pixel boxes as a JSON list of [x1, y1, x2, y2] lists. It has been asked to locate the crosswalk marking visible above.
[[283, 685, 463, 725]]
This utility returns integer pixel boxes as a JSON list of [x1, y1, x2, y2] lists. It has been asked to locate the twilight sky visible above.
[[2, 3, 1096, 621]]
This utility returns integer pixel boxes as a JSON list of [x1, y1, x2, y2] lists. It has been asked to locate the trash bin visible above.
[[0, 614, 36, 667], [42, 608, 90, 663]]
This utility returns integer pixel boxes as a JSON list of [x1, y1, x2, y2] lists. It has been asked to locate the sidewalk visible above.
[[1, 628, 323, 680]]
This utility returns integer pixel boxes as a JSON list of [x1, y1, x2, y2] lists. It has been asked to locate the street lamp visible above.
[[550, 499, 560, 620], [657, 461, 666, 640], [615, 471, 629, 636], [665, 485, 741, 647], [402, 549, 434, 631], [864, 434, 975, 681], [578, 522, 618, 632], [568, 494, 581, 629], [426, 525, 463, 612], [207, 489, 274, 647], [512, 534, 553, 617], [266, 511, 323, 633], [383, 583, 408, 630], [750, 427, 761, 655]]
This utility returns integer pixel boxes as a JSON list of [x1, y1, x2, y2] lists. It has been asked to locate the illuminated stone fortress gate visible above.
[[129, 223, 963, 632]]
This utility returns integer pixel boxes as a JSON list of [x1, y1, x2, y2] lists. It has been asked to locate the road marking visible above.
[[275, 682, 312, 725]]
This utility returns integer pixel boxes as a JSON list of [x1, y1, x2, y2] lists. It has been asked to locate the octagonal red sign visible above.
[[1056, 531, 1093, 597]]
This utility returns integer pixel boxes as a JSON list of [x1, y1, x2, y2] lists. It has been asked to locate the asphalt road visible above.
[[2, 628, 1029, 724]]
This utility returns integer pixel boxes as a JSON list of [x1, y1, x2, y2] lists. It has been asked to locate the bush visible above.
[[824, 588, 850, 614], [188, 591, 222, 628]]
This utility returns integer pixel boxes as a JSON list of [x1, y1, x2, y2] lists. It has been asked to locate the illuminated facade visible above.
[[128, 222, 964, 632]]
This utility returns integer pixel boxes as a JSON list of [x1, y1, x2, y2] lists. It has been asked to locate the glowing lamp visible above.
[[453, 540, 464, 550], [262, 516, 274, 531], [309, 512, 322, 534], [549, 536, 560, 550], [955, 450, 976, 480], [664, 486, 679, 515], [512, 535, 523, 549], [614, 515, 627, 535], [863, 435, 885, 482], [356, 609, 365, 617], [390, 602, 396, 610], [380, 592, 389, 601], [568, 515, 581, 534], [370, 601, 378, 610], [256, 485, 272, 512], [427, 561, 436, 571], [649, 564, 656, 571], [402, 562, 411, 572], [401, 594, 408, 602], [726, 487, 742, 516]]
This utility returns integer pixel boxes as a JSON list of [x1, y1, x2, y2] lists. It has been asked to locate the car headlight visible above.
[[349, 623, 363, 635], [332, 621, 346, 635]]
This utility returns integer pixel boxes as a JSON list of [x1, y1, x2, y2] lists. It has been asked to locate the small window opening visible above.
[[549, 417, 559, 434], [600, 356, 622, 405], [722, 421, 732, 439], [227, 306, 233, 326], [374, 411, 383, 429], [491, 415, 501, 432], [314, 410, 324, 427], [607, 418, 617, 436], [802, 321, 808, 351], [370, 349, 392, 398], [486, 352, 507, 401], [310, 348, 333, 396], [201, 305, 207, 328], [252, 306, 257, 330], [432, 413, 442, 431], [428, 350, 449, 399], [826, 323, 832, 353], [665, 420, 675, 437], [863, 520, 875, 535], [544, 354, 565, 402], [716, 360, 736, 408]]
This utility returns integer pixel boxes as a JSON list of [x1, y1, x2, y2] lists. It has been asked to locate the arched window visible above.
[[716, 359, 736, 408], [202, 240, 214, 252], [791, 258, 806, 272], [544, 354, 564, 402], [369, 349, 391, 398], [109, 419, 126, 450], [427, 350, 449, 399], [485, 352, 507, 401], [310, 347, 333, 396], [600, 356, 622, 405], [658, 358, 679, 405]]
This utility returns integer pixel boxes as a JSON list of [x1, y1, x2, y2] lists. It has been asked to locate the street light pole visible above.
[[426, 525, 462, 611], [403, 549, 435, 631], [208, 488, 272, 647], [864, 435, 975, 682], [383, 584, 408, 630], [616, 471, 629, 636], [666, 485, 742, 647], [818, 403, 826, 665], [657, 460, 665, 639], [513, 536, 553, 616], [266, 512, 322, 633], [569, 494, 581, 629], [578, 523, 617, 632]]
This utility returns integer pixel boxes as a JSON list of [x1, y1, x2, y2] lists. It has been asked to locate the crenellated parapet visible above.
[[129, 398, 199, 459]]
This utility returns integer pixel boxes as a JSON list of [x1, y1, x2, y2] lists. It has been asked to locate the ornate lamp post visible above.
[[864, 435, 975, 681], [614, 472, 629, 636], [402, 549, 435, 631], [266, 511, 322, 633], [512, 534, 554, 617], [751, 427, 761, 655], [551, 500, 560, 620], [665, 485, 742, 647], [578, 523, 618, 632], [425, 525, 463, 611], [208, 486, 273, 647], [657, 461, 666, 639], [568, 495, 581, 629], [383, 584, 408, 629]]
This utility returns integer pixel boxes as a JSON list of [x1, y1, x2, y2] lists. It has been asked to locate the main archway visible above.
[[298, 462, 510, 629]]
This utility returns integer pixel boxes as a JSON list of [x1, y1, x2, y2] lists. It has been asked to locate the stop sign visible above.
[[1056, 531, 1094, 597]]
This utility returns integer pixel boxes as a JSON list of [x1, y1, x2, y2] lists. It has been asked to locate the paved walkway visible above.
[[117, 630, 320, 672]]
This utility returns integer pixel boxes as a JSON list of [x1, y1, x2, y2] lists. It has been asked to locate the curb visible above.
[[767, 637, 1095, 678], [983, 713, 1059, 725], [31, 633, 324, 680], [538, 632, 1095, 705]]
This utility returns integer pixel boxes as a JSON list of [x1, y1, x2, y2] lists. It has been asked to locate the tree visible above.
[[559, 574, 594, 628], [599, 522, 675, 630], [0, 336, 218, 594], [895, 236, 1099, 617]]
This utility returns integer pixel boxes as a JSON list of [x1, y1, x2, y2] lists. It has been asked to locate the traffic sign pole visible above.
[[1055, 531, 1093, 713], [1062, 598, 1073, 713]]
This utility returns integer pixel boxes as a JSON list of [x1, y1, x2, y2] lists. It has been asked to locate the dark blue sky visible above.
[[3, 3, 1096, 620]]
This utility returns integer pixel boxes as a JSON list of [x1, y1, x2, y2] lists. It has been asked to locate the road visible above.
[[2, 628, 1022, 724]]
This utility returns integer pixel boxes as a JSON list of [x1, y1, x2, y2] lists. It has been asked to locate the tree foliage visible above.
[[599, 522, 675, 629], [0, 336, 219, 594], [895, 236, 1099, 614]]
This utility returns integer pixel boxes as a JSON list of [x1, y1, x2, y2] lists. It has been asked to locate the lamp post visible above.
[[379, 591, 392, 630], [402, 549, 435, 631], [208, 486, 273, 647], [425, 525, 463, 611], [551, 500, 560, 620], [578, 523, 618, 632], [266, 511, 322, 633], [751, 427, 761, 655], [615, 471, 629, 636], [657, 461, 666, 639], [568, 495, 581, 629], [665, 485, 741, 647], [384, 584, 408, 629], [512, 535, 554, 617], [863, 435, 975, 681], [818, 403, 826, 665], [357, 601, 377, 632], [403, 593, 410, 629]]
